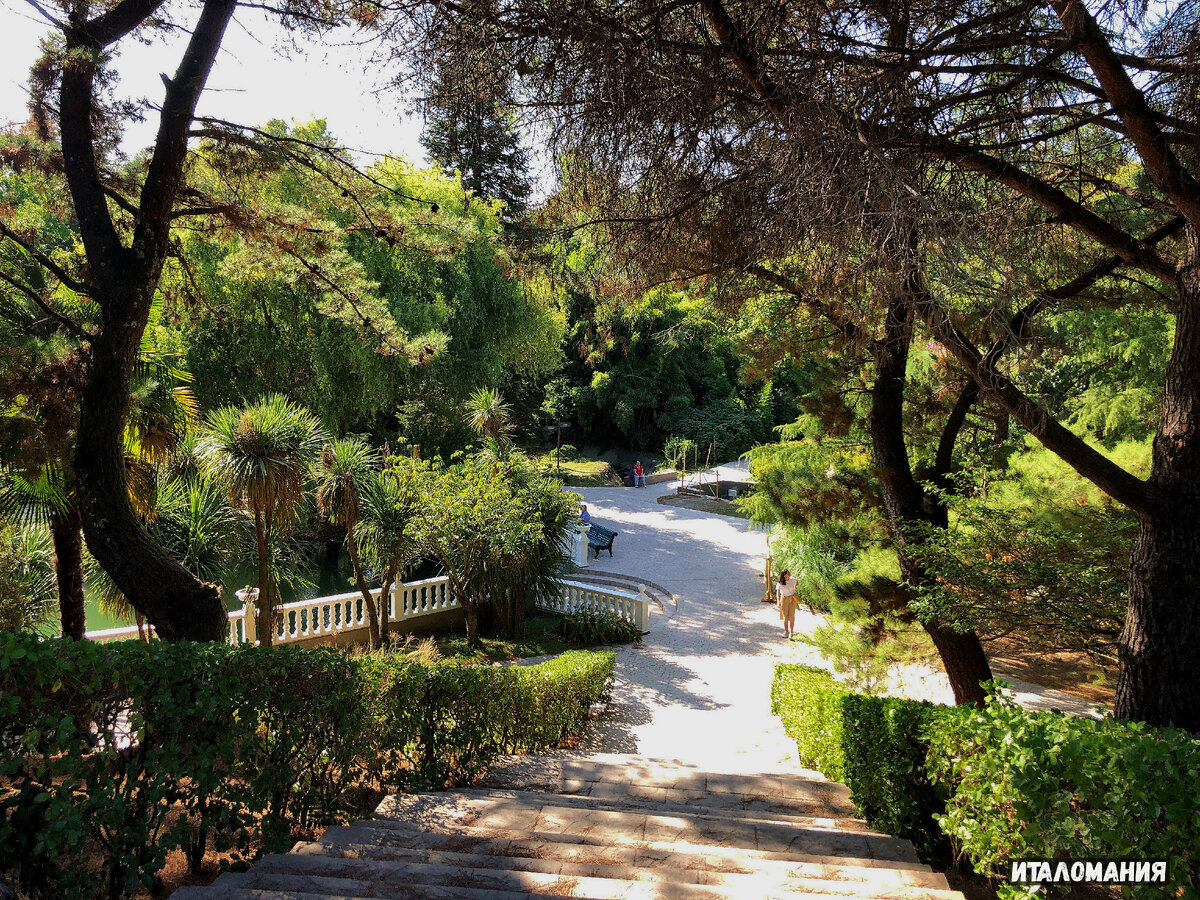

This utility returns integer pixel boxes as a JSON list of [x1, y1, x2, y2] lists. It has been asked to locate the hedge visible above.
[[927, 697, 1200, 899], [0, 633, 614, 899], [769, 663, 851, 782], [771, 664, 1200, 897], [770, 664, 953, 853]]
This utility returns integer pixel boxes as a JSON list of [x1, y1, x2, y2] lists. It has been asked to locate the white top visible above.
[[778, 576, 797, 598]]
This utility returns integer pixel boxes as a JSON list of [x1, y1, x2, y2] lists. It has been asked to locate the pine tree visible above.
[[420, 65, 532, 217]]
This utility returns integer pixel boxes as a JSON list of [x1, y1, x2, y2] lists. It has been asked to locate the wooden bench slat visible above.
[[586, 523, 618, 558]]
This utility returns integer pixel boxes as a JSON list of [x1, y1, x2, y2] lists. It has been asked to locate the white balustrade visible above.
[[84, 573, 649, 644], [569, 525, 590, 568], [538, 579, 651, 631]]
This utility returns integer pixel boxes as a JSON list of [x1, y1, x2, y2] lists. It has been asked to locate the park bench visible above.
[[587, 524, 618, 558]]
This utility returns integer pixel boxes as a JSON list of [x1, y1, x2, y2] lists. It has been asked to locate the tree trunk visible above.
[[378, 571, 396, 646], [1115, 232, 1200, 729], [925, 622, 995, 705], [346, 525, 381, 649], [50, 504, 86, 640], [254, 514, 274, 648], [64, 0, 237, 644], [75, 333, 227, 642], [464, 602, 480, 646], [871, 294, 993, 706]]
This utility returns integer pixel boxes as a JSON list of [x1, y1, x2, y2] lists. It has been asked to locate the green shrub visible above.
[[0, 633, 614, 899], [841, 693, 955, 855], [769, 664, 849, 782], [928, 695, 1200, 898], [555, 443, 580, 462], [771, 666, 1200, 894], [771, 664, 954, 854], [558, 609, 641, 645]]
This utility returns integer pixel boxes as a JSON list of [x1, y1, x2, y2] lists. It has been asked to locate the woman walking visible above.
[[777, 569, 798, 639]]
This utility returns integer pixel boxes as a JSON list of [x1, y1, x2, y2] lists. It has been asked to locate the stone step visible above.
[[171, 884, 570, 900], [314, 822, 933, 874], [568, 572, 675, 602], [448, 786, 870, 831], [373, 792, 914, 863], [479, 755, 855, 817], [484, 752, 846, 790], [225, 852, 955, 900], [294, 836, 956, 896]]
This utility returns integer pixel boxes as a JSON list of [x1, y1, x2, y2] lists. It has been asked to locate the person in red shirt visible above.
[[633, 460, 646, 487]]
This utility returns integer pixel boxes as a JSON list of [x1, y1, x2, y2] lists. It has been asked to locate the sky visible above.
[[1, 1, 431, 165]]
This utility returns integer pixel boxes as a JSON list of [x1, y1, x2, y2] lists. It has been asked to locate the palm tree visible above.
[[315, 437, 385, 648], [465, 387, 514, 458], [357, 460, 423, 645], [0, 466, 86, 638], [200, 395, 326, 646], [0, 520, 57, 633]]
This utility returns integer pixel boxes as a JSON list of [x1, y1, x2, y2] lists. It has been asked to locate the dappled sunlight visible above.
[[565, 476, 836, 770]]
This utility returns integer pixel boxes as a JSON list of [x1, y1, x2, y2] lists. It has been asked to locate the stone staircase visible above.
[[567, 571, 676, 620], [173, 753, 962, 899]]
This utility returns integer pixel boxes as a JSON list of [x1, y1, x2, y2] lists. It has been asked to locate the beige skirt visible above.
[[779, 594, 798, 620]]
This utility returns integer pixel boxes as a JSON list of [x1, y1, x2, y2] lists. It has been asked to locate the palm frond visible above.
[[314, 436, 379, 527], [0, 466, 70, 525], [199, 394, 328, 528]]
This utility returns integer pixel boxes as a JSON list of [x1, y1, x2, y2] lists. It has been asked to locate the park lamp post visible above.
[[545, 421, 570, 475]]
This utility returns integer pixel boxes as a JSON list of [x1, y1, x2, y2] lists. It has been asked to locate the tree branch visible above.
[[985, 216, 1185, 368], [932, 380, 980, 483], [0, 270, 91, 340], [59, 39, 126, 297], [0, 222, 95, 296], [922, 140, 1179, 282], [928, 218, 1182, 486], [132, 0, 238, 280], [744, 262, 861, 341], [77, 0, 169, 49], [1050, 0, 1200, 228], [909, 283, 1156, 514]]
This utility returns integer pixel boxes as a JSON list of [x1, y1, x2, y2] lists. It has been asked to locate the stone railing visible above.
[[84, 570, 649, 644], [263, 576, 458, 647], [542, 579, 651, 631]]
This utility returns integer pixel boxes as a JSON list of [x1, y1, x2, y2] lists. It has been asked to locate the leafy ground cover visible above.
[[432, 612, 641, 662]]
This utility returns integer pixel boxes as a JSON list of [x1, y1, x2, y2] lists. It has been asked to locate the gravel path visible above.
[[573, 479, 836, 773], [572, 475, 1103, 772]]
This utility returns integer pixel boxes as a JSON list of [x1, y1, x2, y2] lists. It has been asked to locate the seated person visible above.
[[579, 504, 592, 524], [633, 460, 646, 487]]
